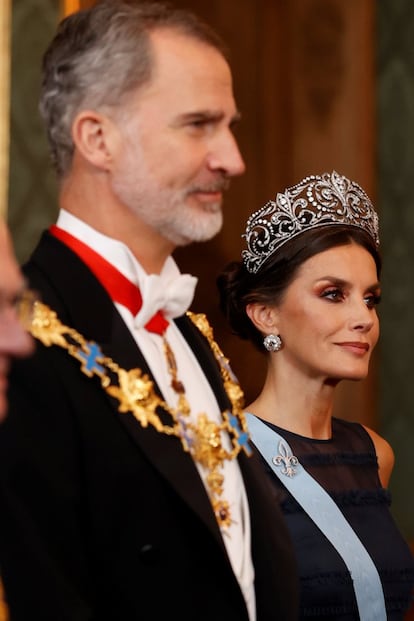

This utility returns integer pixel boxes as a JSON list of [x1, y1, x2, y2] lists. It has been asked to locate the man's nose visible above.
[[207, 130, 246, 177]]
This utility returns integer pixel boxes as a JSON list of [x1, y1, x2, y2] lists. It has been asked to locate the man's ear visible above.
[[71, 110, 114, 170], [246, 303, 279, 334]]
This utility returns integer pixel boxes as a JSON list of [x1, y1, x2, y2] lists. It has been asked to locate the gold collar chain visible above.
[[28, 302, 252, 529]]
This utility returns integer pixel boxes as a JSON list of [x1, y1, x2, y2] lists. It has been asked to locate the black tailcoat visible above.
[[0, 232, 299, 621]]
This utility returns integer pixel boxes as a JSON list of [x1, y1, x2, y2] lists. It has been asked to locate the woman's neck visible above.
[[247, 369, 336, 440]]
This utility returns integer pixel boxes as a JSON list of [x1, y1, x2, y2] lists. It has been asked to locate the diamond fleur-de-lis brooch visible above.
[[272, 440, 299, 477]]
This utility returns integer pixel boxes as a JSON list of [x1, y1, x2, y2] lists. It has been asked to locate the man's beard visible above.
[[112, 168, 227, 246]]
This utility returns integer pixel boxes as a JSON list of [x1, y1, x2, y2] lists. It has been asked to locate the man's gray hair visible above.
[[39, 0, 228, 179]]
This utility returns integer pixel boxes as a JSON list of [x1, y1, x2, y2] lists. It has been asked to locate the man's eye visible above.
[[189, 119, 212, 130]]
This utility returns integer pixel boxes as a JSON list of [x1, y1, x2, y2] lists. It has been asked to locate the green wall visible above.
[[8, 0, 58, 263], [378, 0, 414, 540]]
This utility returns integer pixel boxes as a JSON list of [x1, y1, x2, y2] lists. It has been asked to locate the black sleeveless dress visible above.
[[258, 417, 414, 619]]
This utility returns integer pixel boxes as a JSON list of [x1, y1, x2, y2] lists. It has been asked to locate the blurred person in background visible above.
[[0, 219, 33, 419]]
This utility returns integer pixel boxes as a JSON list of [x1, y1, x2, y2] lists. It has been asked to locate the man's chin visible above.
[[168, 214, 223, 246]]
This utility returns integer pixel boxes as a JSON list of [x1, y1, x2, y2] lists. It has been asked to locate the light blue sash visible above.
[[246, 412, 387, 621]]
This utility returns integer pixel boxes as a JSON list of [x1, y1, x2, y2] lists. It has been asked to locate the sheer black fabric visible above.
[[259, 418, 414, 620]]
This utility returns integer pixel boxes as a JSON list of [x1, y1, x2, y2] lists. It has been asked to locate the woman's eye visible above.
[[321, 288, 344, 302], [365, 294, 381, 309]]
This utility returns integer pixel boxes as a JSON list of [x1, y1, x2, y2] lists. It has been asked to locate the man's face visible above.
[[0, 222, 34, 419], [109, 29, 246, 246]]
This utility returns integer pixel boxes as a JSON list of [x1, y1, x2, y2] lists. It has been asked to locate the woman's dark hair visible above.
[[217, 225, 381, 353]]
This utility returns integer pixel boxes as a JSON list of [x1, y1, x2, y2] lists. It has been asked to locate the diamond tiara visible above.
[[242, 170, 380, 274]]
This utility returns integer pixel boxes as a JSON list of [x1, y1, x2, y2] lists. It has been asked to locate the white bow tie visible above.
[[134, 273, 198, 329]]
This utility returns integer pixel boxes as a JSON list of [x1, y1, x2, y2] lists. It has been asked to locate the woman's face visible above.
[[274, 242, 380, 383]]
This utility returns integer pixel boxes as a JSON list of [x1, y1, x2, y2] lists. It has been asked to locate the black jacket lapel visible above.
[[25, 231, 226, 548]]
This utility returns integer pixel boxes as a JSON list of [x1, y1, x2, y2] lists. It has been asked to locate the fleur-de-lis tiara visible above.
[[242, 170, 380, 274]]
